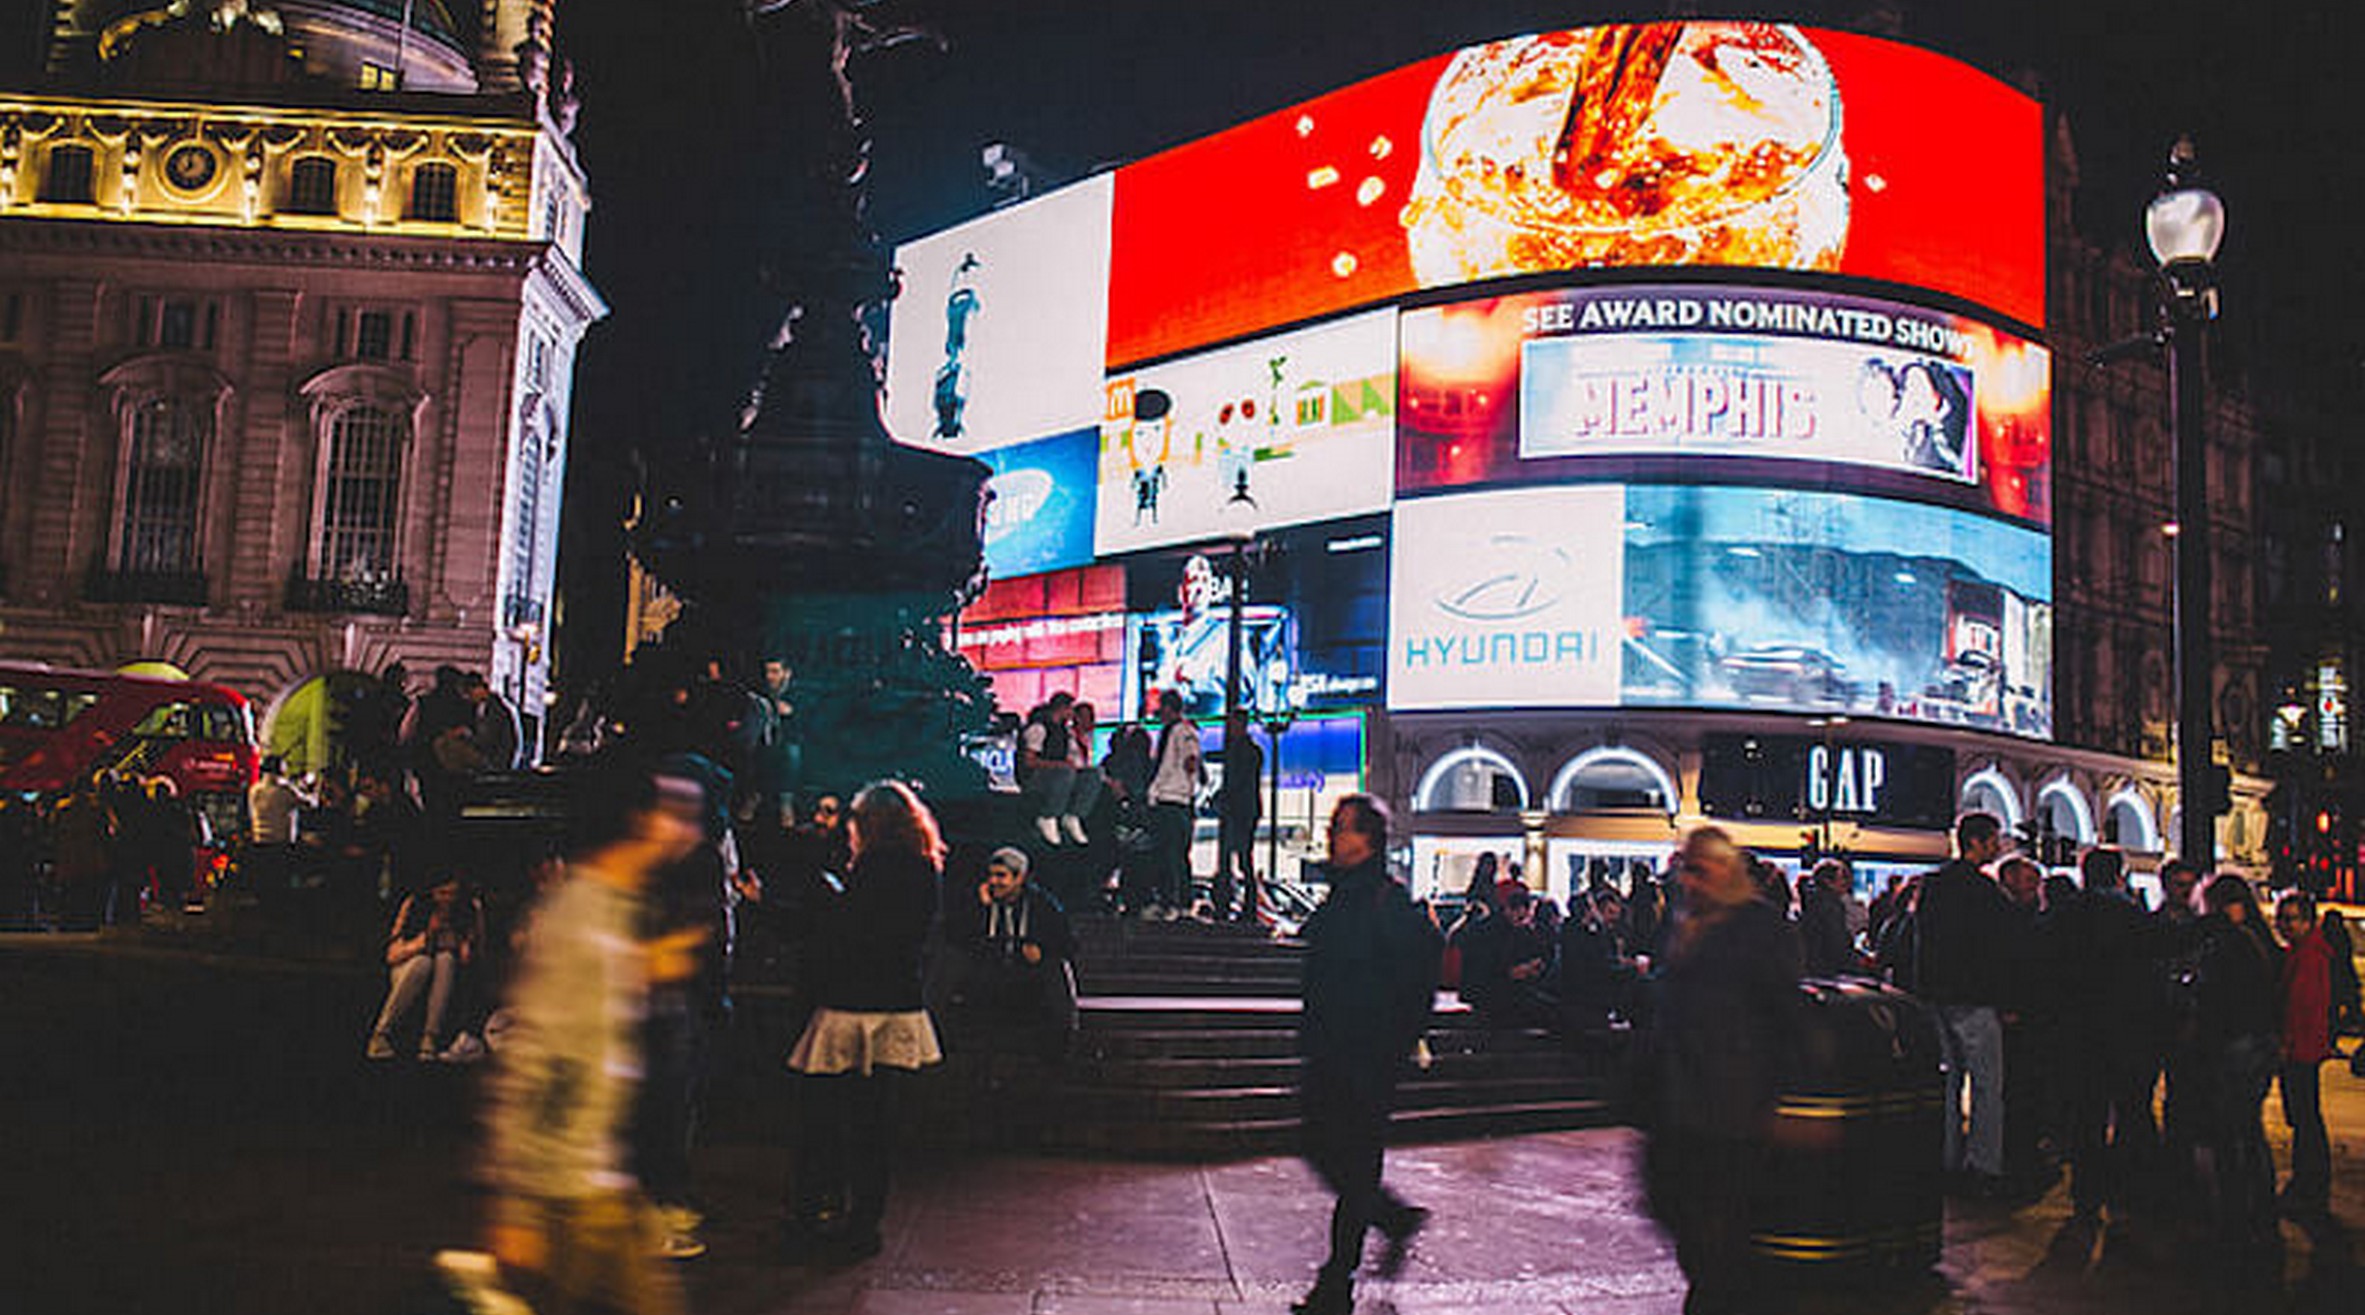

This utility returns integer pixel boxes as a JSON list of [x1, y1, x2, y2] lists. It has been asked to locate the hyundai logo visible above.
[[1434, 533, 1571, 622]]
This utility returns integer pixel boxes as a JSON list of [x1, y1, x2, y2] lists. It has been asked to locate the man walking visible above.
[[1916, 811, 2016, 1196], [1645, 825, 1802, 1315], [1146, 690, 1203, 918], [1292, 795, 1440, 1315]]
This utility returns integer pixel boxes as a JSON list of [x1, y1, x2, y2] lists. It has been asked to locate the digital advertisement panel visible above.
[[978, 427, 1098, 578], [1097, 309, 1397, 557], [1399, 283, 2052, 524], [1108, 21, 2044, 368], [885, 174, 1114, 452], [1387, 484, 2053, 737], [1119, 515, 1390, 721], [1387, 485, 1628, 712], [1620, 484, 2052, 738]]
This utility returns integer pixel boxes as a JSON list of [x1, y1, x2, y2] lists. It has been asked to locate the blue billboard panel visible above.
[[979, 427, 1099, 578]]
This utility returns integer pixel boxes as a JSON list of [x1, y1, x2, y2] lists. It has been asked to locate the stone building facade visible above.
[[0, 0, 602, 752]]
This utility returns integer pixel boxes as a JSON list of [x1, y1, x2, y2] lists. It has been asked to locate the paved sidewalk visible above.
[[679, 1076, 2365, 1315]]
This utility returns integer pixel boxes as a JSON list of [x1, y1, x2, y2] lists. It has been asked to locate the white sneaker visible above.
[[1062, 816, 1089, 845], [654, 1204, 706, 1259], [435, 1250, 535, 1315], [1035, 817, 1062, 845], [440, 1033, 489, 1064], [366, 1033, 397, 1061]]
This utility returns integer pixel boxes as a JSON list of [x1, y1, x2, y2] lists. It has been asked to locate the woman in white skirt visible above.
[[779, 779, 943, 1262]]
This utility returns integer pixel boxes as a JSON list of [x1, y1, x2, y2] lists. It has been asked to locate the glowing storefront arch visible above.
[[1413, 745, 1531, 812], [2035, 777, 2096, 845], [1959, 766, 2023, 831], [2105, 787, 2161, 852], [1547, 745, 1680, 816]]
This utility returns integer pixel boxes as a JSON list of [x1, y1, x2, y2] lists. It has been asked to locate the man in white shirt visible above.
[[1145, 690, 1204, 918]]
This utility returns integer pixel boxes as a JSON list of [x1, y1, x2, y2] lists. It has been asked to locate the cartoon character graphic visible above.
[[1126, 388, 1174, 525], [932, 251, 982, 441]]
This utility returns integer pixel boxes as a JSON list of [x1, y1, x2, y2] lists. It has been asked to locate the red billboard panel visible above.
[[1108, 22, 2042, 368], [956, 565, 1128, 713]]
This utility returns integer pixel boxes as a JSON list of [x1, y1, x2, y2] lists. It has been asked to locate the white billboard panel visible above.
[[1386, 485, 1627, 711], [884, 175, 1114, 452], [1097, 309, 1396, 556]]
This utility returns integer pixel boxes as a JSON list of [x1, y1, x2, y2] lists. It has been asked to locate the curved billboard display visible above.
[[1108, 20, 2043, 368]]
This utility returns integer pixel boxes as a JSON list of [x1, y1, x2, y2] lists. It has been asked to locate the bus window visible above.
[[133, 702, 195, 739], [0, 683, 101, 730], [198, 704, 243, 743]]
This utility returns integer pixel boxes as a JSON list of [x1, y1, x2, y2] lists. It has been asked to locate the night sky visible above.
[[4, 2, 2357, 688]]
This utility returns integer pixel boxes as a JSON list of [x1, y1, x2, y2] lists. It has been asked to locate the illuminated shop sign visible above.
[[1097, 310, 1396, 557], [1400, 283, 2052, 525], [1106, 20, 2043, 367], [1697, 732, 1957, 831], [884, 174, 1114, 452], [1389, 484, 2052, 739]]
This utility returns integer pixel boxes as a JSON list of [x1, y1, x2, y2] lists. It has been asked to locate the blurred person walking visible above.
[[461, 763, 705, 1315], [1643, 826, 1803, 1315], [1291, 794, 1440, 1315], [2188, 874, 2282, 1279], [774, 781, 944, 1265]]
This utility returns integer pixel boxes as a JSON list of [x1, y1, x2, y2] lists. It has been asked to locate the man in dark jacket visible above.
[[938, 846, 1080, 1059], [1458, 879, 1558, 1028], [1645, 825, 1803, 1315], [1797, 859, 1861, 978], [2052, 845, 2163, 1219], [1916, 811, 2014, 1193], [1293, 794, 1441, 1315]]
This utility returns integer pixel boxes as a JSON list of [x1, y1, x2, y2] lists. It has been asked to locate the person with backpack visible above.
[[1018, 693, 1091, 846], [1290, 794, 1441, 1315]]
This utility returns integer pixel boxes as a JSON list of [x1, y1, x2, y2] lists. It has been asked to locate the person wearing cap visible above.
[[1457, 877, 1559, 1029], [938, 846, 1078, 1061]]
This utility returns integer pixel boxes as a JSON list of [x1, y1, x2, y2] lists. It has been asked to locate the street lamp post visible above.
[[2147, 138, 2229, 867]]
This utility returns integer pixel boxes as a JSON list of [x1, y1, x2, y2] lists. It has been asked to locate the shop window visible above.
[[1413, 747, 1529, 813], [40, 143, 94, 203]]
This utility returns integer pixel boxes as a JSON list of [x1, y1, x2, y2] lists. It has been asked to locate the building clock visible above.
[[162, 143, 219, 194]]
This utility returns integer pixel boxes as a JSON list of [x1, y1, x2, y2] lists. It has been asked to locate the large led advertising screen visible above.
[[956, 565, 1128, 714], [884, 174, 1114, 451], [1399, 283, 2052, 524], [1108, 21, 2043, 368], [1097, 309, 1396, 556], [1389, 484, 2053, 738]]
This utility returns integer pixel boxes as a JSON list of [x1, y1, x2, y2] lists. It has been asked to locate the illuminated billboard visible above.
[[1120, 514, 1390, 720], [978, 427, 1098, 578], [1097, 309, 1396, 556], [1389, 484, 2053, 738], [1400, 284, 2051, 524], [955, 565, 1128, 714], [1108, 21, 2043, 367], [884, 174, 1114, 452]]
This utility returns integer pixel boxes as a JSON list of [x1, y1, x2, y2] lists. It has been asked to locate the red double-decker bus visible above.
[[0, 663, 259, 843]]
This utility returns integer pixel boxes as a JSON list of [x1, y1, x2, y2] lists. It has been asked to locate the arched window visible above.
[[317, 406, 405, 580], [1549, 746, 1680, 815], [286, 157, 338, 215], [119, 395, 209, 574], [1960, 767, 2022, 831], [2035, 778, 2096, 847], [41, 143, 95, 203], [410, 162, 458, 222], [1413, 746, 1529, 813]]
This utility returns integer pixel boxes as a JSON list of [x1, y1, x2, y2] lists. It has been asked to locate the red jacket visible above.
[[2283, 928, 2337, 1065]]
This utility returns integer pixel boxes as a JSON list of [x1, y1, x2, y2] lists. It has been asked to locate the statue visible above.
[[632, 0, 996, 808]]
